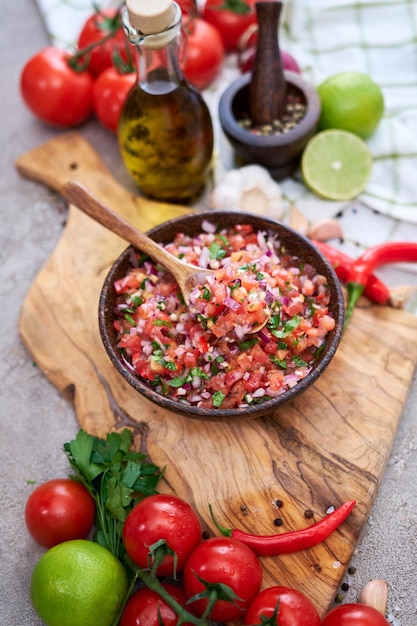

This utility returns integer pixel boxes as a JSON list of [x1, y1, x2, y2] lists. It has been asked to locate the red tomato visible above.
[[20, 47, 93, 127], [202, 0, 258, 52], [93, 67, 135, 132], [183, 537, 262, 622], [322, 603, 390, 625], [183, 17, 225, 90], [244, 586, 321, 626], [24, 478, 95, 548], [122, 494, 202, 576], [77, 8, 129, 78], [120, 583, 193, 626]]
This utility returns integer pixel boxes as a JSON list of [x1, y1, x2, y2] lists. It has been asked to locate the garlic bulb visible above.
[[210, 165, 283, 218]]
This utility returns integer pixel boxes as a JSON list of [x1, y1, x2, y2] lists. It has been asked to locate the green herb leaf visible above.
[[153, 319, 172, 327], [271, 356, 287, 369], [63, 429, 161, 566], [238, 338, 258, 350], [168, 375, 187, 388], [209, 241, 227, 260], [292, 356, 308, 367], [212, 391, 226, 407]]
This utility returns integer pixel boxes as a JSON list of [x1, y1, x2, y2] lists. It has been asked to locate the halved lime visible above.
[[301, 129, 373, 201]]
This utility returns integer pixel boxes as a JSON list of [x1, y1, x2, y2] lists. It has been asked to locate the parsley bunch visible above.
[[63, 429, 162, 566]]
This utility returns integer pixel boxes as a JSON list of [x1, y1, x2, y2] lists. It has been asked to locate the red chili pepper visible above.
[[345, 242, 417, 329], [209, 500, 356, 557], [313, 241, 390, 306]]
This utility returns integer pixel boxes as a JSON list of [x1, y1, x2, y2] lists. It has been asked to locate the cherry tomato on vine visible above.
[[244, 586, 321, 626], [321, 603, 390, 626], [183, 17, 225, 90], [77, 8, 129, 78], [93, 67, 135, 132], [24, 478, 95, 548], [122, 494, 202, 576], [202, 0, 258, 52], [183, 536, 262, 622], [120, 583, 193, 626], [20, 47, 94, 127]]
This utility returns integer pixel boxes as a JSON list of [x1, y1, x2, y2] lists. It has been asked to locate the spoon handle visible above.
[[249, 1, 286, 125], [61, 180, 179, 270]]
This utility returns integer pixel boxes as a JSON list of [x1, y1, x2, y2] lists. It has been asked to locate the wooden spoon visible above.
[[61, 181, 269, 333], [61, 180, 213, 305]]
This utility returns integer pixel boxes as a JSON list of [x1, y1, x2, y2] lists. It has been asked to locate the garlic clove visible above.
[[388, 285, 417, 309], [308, 218, 343, 242], [359, 579, 388, 615], [288, 206, 309, 236], [210, 165, 283, 218]]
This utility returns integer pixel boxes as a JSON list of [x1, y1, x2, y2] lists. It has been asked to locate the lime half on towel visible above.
[[301, 129, 373, 201]]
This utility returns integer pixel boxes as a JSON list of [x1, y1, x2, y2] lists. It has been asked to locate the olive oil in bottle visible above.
[[118, 0, 214, 203]]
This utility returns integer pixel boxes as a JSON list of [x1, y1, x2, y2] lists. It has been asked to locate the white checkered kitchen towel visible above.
[[34, 0, 417, 311]]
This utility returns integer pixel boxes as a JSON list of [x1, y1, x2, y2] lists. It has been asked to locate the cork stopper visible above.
[[126, 0, 175, 34]]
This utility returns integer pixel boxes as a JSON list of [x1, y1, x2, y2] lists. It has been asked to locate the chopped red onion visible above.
[[252, 388, 265, 398], [201, 219, 217, 233], [198, 246, 210, 268], [257, 330, 271, 343], [224, 295, 241, 311]]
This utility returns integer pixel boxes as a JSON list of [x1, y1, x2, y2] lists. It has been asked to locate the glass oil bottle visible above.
[[118, 0, 214, 203]]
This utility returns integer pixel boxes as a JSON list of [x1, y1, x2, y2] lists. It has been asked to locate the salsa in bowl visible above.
[[99, 211, 345, 420]]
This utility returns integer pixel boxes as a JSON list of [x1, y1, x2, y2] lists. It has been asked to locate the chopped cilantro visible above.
[[212, 391, 226, 407], [270, 315, 302, 339], [168, 367, 210, 388], [292, 356, 308, 367], [124, 313, 136, 326], [270, 356, 287, 369], [153, 319, 172, 327], [268, 313, 281, 329], [131, 295, 143, 307], [209, 241, 227, 260], [200, 286, 211, 301], [239, 338, 258, 350]]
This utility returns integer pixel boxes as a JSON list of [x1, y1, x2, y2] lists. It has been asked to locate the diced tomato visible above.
[[114, 274, 141, 294], [119, 333, 141, 353], [249, 343, 272, 367], [134, 360, 158, 381], [244, 371, 263, 393], [184, 350, 200, 368]]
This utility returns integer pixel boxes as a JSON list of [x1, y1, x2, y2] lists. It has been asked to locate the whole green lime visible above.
[[317, 71, 384, 139], [30, 539, 128, 626]]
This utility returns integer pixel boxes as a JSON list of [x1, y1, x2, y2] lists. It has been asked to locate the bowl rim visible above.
[[98, 210, 345, 420]]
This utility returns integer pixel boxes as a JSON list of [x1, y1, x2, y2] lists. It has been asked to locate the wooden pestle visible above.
[[249, 1, 287, 125]]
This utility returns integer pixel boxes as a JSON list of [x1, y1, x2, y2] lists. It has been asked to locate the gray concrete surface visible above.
[[1, 2, 417, 625]]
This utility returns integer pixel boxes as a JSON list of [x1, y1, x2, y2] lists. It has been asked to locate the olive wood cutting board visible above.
[[16, 133, 417, 619]]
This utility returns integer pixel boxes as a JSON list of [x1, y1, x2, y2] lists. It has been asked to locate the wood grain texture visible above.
[[16, 134, 417, 619]]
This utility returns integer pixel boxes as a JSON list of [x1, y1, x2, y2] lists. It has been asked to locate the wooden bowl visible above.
[[219, 72, 321, 180], [99, 211, 344, 421]]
